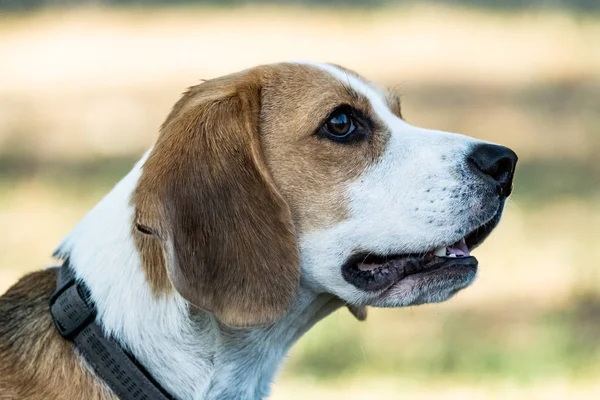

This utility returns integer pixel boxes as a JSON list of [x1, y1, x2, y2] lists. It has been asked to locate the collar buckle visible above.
[[49, 274, 95, 340]]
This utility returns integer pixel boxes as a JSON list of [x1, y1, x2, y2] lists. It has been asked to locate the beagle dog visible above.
[[0, 62, 517, 400]]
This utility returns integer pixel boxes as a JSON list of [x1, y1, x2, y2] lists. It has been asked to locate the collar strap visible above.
[[49, 263, 174, 400]]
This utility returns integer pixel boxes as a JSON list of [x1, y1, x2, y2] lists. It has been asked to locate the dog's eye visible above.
[[318, 107, 367, 143], [325, 111, 355, 137]]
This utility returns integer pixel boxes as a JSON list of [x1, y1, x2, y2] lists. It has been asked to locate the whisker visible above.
[[361, 251, 373, 264]]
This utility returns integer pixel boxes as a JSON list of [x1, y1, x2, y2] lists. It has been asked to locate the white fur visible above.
[[55, 62, 504, 399]]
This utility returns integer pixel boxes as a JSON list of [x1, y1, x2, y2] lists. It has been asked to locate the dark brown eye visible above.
[[317, 106, 369, 144], [324, 111, 355, 137]]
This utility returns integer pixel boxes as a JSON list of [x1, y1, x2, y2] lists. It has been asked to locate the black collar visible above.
[[49, 263, 175, 400]]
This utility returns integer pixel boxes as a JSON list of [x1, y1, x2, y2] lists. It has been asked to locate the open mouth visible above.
[[342, 212, 501, 292]]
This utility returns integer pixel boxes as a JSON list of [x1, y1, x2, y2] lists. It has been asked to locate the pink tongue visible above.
[[447, 240, 470, 257]]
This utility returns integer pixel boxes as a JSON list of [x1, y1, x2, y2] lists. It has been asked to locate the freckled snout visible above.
[[467, 144, 518, 197]]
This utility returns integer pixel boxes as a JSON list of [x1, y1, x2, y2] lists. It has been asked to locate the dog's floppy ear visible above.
[[134, 71, 300, 327]]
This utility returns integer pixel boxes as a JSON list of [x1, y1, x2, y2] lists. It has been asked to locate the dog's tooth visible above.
[[447, 253, 457, 258], [434, 247, 446, 257]]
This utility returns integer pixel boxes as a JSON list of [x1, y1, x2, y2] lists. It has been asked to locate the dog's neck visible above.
[[55, 154, 342, 400]]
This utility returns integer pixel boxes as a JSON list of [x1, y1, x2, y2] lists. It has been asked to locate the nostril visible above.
[[493, 157, 514, 183]]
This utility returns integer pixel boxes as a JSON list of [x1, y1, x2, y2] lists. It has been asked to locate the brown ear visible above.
[[133, 71, 300, 327]]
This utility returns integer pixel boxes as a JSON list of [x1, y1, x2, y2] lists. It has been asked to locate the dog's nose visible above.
[[468, 143, 518, 196]]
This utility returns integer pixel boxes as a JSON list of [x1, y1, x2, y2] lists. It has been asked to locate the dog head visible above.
[[133, 62, 517, 327]]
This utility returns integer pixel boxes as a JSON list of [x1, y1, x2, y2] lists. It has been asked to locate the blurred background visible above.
[[1, 0, 599, 399]]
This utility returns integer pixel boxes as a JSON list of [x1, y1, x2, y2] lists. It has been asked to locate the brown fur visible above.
[[0, 270, 115, 400], [132, 227, 170, 295], [387, 90, 403, 120], [133, 68, 300, 327]]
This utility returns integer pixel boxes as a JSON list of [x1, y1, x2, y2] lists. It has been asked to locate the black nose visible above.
[[468, 144, 518, 196]]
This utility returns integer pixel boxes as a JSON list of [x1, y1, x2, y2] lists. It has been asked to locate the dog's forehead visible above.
[[294, 62, 393, 116], [263, 61, 372, 88], [286, 62, 381, 94], [259, 62, 396, 134]]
